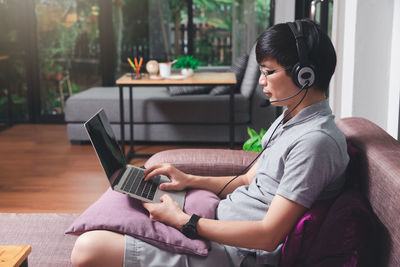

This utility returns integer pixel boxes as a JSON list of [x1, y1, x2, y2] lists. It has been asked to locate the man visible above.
[[71, 19, 349, 267]]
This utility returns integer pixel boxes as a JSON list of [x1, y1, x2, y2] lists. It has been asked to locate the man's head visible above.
[[256, 19, 336, 94]]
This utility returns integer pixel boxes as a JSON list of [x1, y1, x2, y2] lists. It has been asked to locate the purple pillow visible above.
[[66, 188, 220, 256], [281, 140, 367, 266], [305, 191, 377, 266], [280, 198, 335, 267]]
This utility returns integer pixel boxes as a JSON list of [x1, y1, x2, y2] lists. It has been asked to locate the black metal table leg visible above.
[[126, 85, 152, 160], [119, 85, 125, 154], [127, 85, 136, 159], [229, 86, 235, 149]]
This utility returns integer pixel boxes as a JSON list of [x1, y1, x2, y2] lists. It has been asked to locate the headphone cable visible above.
[[216, 84, 309, 198]]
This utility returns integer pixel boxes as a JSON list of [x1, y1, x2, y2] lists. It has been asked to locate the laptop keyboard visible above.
[[121, 167, 158, 200]]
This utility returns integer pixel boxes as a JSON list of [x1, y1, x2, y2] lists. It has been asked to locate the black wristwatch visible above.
[[181, 214, 201, 239]]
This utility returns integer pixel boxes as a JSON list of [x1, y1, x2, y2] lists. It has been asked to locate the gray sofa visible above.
[[65, 46, 276, 144]]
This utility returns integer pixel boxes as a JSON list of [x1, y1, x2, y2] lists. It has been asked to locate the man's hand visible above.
[[142, 194, 190, 230], [143, 164, 191, 191]]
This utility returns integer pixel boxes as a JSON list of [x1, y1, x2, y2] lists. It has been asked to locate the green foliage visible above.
[[0, 93, 27, 119], [243, 127, 267, 152], [255, 0, 271, 33], [173, 55, 202, 70], [40, 21, 80, 76], [43, 89, 61, 114], [0, 95, 6, 106], [193, 0, 232, 30], [70, 82, 82, 94]]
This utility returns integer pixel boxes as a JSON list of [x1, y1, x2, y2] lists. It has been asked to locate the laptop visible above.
[[84, 109, 186, 209]]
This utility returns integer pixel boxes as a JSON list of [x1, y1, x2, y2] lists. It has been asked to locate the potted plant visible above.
[[173, 55, 201, 77], [242, 127, 267, 152]]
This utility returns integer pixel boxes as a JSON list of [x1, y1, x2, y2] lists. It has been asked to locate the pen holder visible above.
[[131, 72, 142, 79]]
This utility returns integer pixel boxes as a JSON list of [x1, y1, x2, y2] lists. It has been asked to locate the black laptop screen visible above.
[[84, 109, 125, 184]]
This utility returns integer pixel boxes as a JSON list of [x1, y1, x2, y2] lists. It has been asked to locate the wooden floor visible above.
[[0, 124, 230, 213]]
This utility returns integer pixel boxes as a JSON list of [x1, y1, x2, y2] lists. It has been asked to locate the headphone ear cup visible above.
[[291, 64, 315, 89]]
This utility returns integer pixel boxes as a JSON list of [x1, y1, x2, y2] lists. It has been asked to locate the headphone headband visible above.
[[288, 21, 310, 66], [287, 20, 316, 89]]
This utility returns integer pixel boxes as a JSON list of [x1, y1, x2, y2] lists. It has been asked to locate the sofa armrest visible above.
[[144, 149, 258, 176]]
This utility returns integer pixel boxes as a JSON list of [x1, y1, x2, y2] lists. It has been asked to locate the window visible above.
[[296, 0, 333, 36], [115, 0, 274, 76], [0, 0, 274, 124]]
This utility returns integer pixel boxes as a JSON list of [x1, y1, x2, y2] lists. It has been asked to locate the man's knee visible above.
[[71, 232, 99, 267], [71, 230, 125, 267]]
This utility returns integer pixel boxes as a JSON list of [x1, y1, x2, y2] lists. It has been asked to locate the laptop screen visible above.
[[84, 109, 126, 185]]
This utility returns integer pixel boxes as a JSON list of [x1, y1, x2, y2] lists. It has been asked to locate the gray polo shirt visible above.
[[216, 100, 349, 265]]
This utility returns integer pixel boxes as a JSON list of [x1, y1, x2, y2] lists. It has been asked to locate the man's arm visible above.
[[144, 193, 306, 252], [194, 195, 306, 251]]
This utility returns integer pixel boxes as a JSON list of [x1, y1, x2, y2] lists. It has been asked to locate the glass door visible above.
[[35, 0, 102, 118], [0, 1, 30, 125]]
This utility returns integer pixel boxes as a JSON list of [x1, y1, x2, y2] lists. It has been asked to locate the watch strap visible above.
[[189, 214, 201, 225], [182, 214, 201, 239]]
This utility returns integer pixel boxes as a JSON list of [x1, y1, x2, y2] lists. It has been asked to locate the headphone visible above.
[[287, 20, 316, 89]]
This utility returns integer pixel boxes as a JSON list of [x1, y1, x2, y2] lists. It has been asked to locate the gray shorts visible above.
[[124, 235, 272, 267]]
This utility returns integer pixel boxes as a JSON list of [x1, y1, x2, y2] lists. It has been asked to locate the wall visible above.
[[388, 0, 400, 139], [330, 0, 400, 139]]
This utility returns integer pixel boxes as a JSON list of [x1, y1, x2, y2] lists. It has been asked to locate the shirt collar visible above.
[[281, 99, 332, 128]]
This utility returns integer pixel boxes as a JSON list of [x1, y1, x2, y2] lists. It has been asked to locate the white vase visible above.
[[181, 68, 194, 77]]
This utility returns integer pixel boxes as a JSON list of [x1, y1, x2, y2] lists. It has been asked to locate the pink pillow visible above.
[[66, 188, 220, 256]]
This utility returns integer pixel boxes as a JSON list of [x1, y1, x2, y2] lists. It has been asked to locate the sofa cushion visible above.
[[239, 43, 260, 99], [145, 148, 259, 176], [65, 87, 250, 124], [210, 53, 249, 95], [66, 188, 220, 256], [167, 85, 213, 96]]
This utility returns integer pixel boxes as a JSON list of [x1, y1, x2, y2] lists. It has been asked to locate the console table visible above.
[[116, 72, 237, 160]]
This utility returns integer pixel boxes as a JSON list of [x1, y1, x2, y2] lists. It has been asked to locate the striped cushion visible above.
[[209, 53, 249, 95], [239, 44, 260, 99]]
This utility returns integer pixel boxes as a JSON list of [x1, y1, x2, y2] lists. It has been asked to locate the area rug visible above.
[[0, 213, 79, 267]]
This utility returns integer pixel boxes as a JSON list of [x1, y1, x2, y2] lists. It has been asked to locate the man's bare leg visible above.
[[71, 230, 125, 267]]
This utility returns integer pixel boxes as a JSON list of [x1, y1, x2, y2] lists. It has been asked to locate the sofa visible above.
[[144, 117, 400, 266], [1, 117, 399, 266], [64, 45, 277, 144]]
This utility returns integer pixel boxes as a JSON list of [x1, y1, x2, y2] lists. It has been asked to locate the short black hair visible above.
[[255, 19, 336, 94]]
